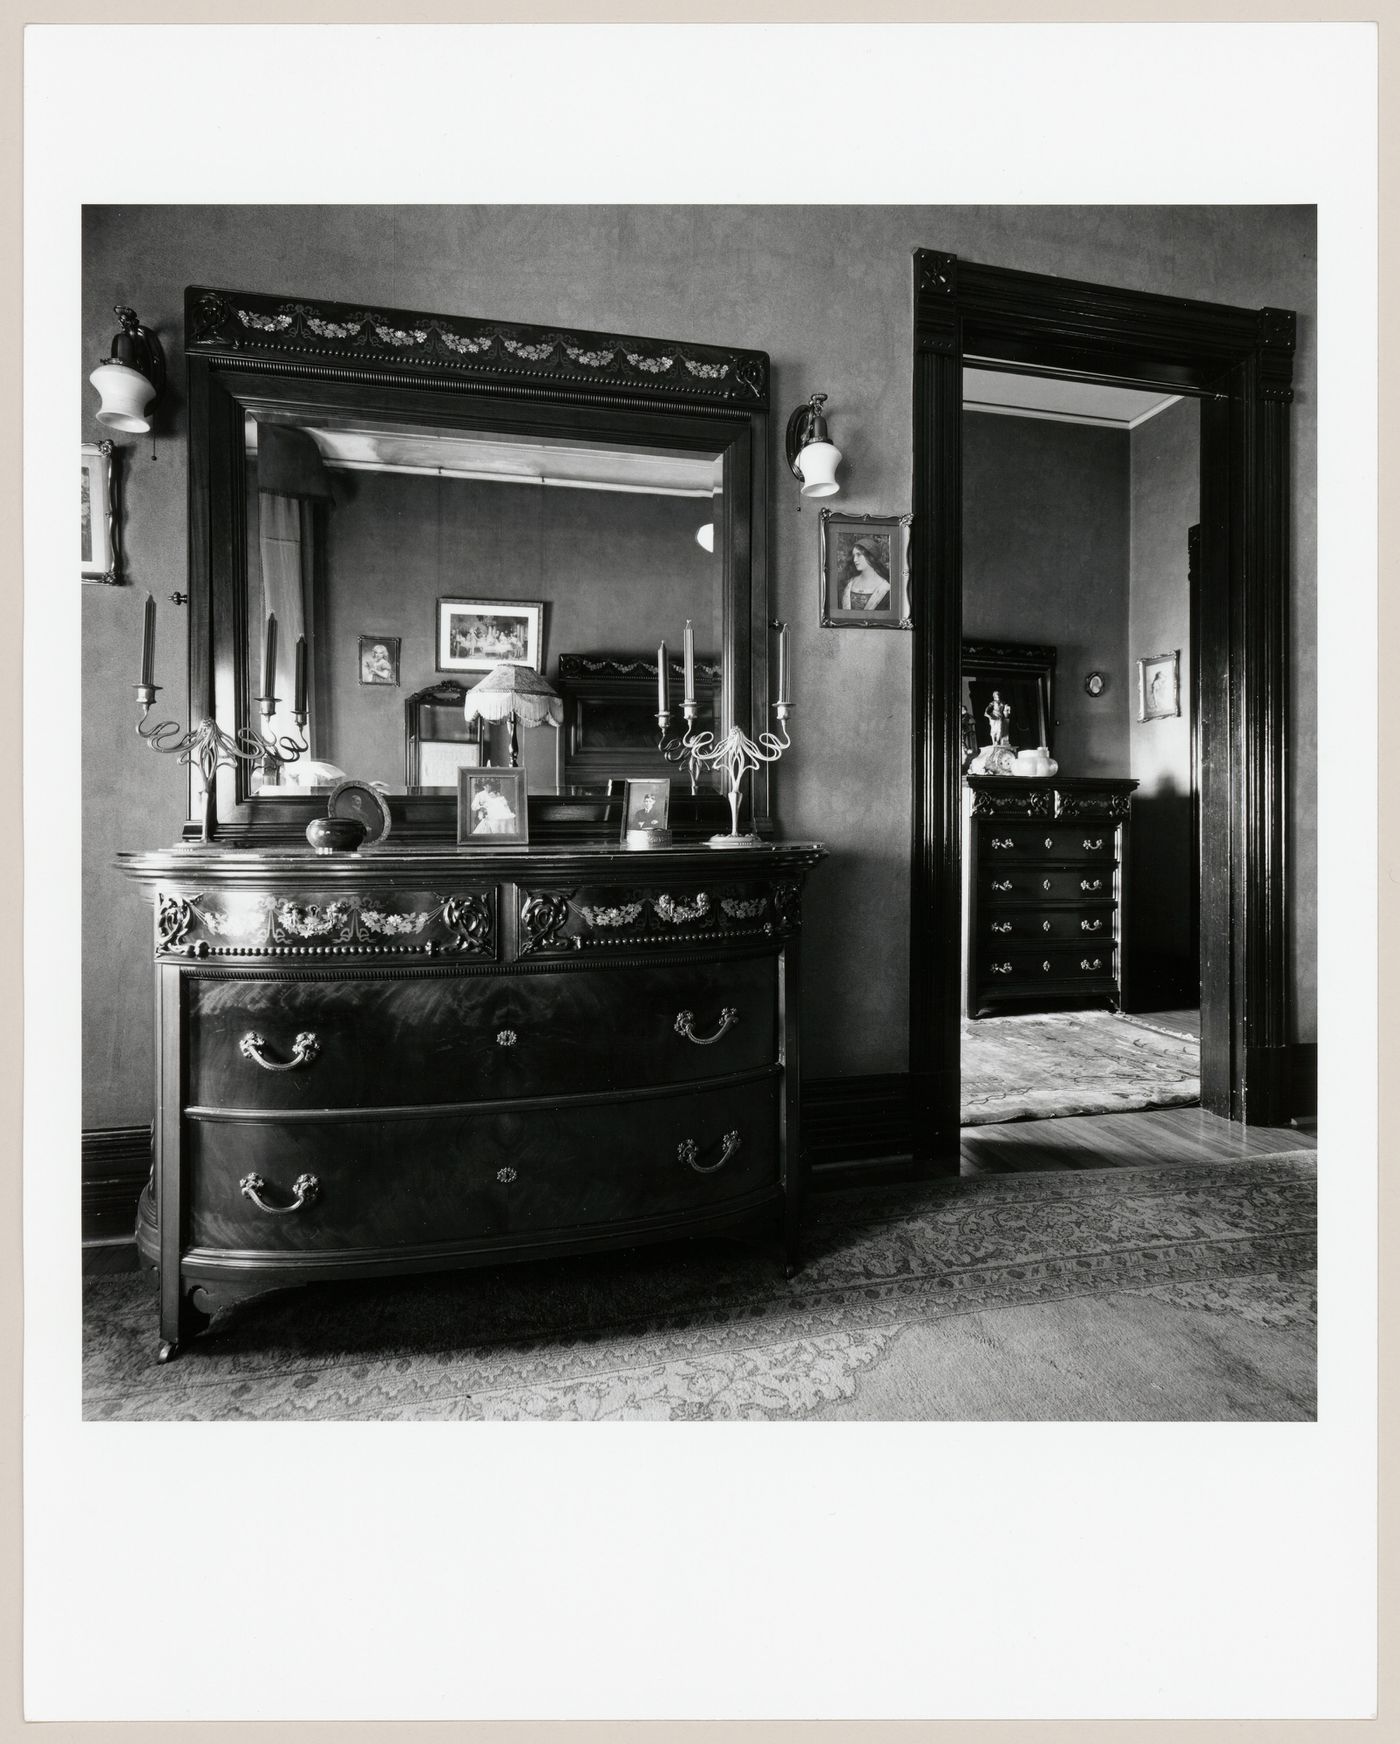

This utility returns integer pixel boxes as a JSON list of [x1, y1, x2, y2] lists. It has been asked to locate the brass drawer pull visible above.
[[496, 1166, 518, 1185], [1080, 878, 1104, 893], [991, 879, 1014, 892], [496, 1029, 517, 1047], [1042, 920, 1051, 932], [1042, 960, 1052, 972], [1044, 836, 1054, 848], [990, 962, 1013, 975], [990, 837, 1015, 850], [1082, 837, 1105, 851], [674, 1007, 739, 1045], [239, 1030, 320, 1072], [1081, 918, 1104, 933], [239, 1172, 319, 1215], [1080, 957, 1104, 972], [990, 921, 1012, 935], [678, 1130, 741, 1174]]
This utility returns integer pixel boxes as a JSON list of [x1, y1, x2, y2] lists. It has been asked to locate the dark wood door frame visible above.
[[911, 251, 1296, 1155]]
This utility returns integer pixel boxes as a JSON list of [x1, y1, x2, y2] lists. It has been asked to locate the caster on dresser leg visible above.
[[157, 1339, 179, 1364]]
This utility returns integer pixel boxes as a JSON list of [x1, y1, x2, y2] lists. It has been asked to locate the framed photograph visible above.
[[456, 767, 529, 847], [358, 635, 401, 686], [1138, 650, 1181, 721], [81, 440, 118, 584], [437, 598, 544, 673], [620, 777, 671, 844], [818, 511, 912, 629]]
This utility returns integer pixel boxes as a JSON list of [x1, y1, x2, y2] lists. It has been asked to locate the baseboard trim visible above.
[[82, 1125, 151, 1259], [1286, 1042, 1317, 1120]]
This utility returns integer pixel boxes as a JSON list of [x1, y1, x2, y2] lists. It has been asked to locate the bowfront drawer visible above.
[[977, 825, 1118, 863], [982, 906, 1115, 944], [982, 867, 1116, 904], [185, 1074, 781, 1254], [186, 958, 778, 1111], [979, 945, 1117, 987]]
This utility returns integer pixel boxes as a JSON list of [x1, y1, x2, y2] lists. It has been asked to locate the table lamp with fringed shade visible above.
[[462, 664, 564, 767]]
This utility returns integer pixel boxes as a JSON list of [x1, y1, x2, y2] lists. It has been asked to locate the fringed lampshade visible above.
[[463, 663, 563, 767]]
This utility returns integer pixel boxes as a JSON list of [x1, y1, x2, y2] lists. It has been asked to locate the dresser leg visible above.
[[783, 1219, 802, 1280], [156, 1280, 212, 1362]]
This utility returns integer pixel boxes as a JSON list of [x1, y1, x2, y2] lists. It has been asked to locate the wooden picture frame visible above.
[[358, 635, 401, 686], [81, 440, 118, 584], [620, 777, 671, 845], [1138, 650, 1181, 721], [819, 510, 912, 629], [437, 598, 544, 674], [961, 640, 1057, 761], [456, 767, 529, 846]]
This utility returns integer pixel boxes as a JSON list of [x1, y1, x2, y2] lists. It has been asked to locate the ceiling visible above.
[[246, 415, 723, 498], [962, 365, 1181, 430]]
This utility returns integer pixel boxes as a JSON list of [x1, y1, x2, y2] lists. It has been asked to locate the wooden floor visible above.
[[959, 1103, 1316, 1175]]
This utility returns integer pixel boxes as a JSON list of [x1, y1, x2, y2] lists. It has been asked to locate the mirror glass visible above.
[[241, 408, 725, 797]]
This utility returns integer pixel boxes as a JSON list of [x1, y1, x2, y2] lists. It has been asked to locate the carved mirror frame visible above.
[[184, 285, 770, 843], [912, 251, 1296, 1137]]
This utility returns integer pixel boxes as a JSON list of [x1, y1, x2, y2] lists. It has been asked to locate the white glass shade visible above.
[[796, 439, 841, 498], [90, 360, 157, 433], [695, 522, 715, 552]]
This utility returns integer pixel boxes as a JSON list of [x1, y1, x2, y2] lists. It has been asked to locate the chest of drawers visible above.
[[961, 777, 1136, 1020], [117, 841, 824, 1361]]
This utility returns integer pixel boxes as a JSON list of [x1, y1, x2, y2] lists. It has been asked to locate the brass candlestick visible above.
[[671, 702, 792, 848], [135, 685, 307, 843]]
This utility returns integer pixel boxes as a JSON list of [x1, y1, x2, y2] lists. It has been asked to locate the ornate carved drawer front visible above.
[[981, 866, 1117, 904], [977, 826, 1118, 863], [978, 946, 1117, 988], [185, 1074, 781, 1254], [518, 879, 798, 957], [155, 886, 498, 962], [982, 905, 1116, 944], [187, 958, 777, 1111]]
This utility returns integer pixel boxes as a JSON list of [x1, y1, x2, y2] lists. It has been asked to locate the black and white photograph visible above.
[[357, 634, 399, 685], [436, 597, 543, 673], [818, 509, 912, 627], [80, 438, 116, 583], [456, 767, 528, 845], [35, 22, 1379, 1721]]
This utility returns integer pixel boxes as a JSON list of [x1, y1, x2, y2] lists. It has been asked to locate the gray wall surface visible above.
[[82, 203, 1317, 1126], [962, 414, 1130, 776]]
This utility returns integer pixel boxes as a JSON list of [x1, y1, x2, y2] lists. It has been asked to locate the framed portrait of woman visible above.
[[456, 768, 529, 847], [818, 510, 913, 629]]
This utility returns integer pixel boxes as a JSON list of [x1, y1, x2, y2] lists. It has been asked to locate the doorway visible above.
[[909, 251, 1296, 1160]]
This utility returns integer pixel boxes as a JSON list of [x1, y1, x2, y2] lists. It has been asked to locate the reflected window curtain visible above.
[[255, 423, 334, 759]]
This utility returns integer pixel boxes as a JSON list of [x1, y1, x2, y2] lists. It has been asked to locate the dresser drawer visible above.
[[977, 825, 1117, 863], [979, 944, 1116, 985], [185, 1074, 781, 1254], [982, 866, 1116, 904], [981, 906, 1115, 944], [186, 958, 778, 1112]]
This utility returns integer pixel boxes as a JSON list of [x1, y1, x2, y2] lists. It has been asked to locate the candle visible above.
[[683, 619, 695, 706], [776, 621, 790, 706], [261, 613, 277, 701], [294, 635, 308, 716], [656, 640, 669, 717], [139, 592, 155, 688], [1037, 685, 1047, 749]]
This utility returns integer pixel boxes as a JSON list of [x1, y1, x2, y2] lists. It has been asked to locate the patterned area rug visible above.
[[83, 1153, 1314, 1422], [961, 1010, 1200, 1125]]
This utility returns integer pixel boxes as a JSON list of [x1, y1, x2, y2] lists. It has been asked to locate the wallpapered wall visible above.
[[81, 204, 1317, 1126]]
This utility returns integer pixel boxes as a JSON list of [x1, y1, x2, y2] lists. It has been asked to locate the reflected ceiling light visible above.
[[90, 306, 166, 434], [784, 392, 841, 499], [695, 522, 715, 552]]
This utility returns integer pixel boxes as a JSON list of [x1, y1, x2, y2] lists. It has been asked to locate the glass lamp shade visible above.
[[796, 439, 841, 498], [90, 360, 158, 433], [695, 522, 715, 552]]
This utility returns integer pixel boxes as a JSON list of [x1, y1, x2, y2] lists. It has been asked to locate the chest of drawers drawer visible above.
[[979, 944, 1117, 987], [187, 957, 778, 1112], [977, 825, 1117, 863], [185, 1073, 781, 1255], [980, 906, 1115, 943], [982, 867, 1116, 904]]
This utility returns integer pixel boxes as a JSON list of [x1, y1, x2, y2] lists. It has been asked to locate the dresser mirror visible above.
[[184, 286, 771, 842], [961, 639, 1057, 767]]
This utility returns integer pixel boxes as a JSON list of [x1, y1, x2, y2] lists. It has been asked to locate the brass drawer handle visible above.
[[1080, 878, 1104, 893], [496, 1029, 517, 1047], [678, 1130, 741, 1174], [991, 879, 1014, 892], [1081, 918, 1103, 932], [239, 1030, 320, 1072], [674, 1007, 739, 1045], [1082, 837, 1105, 851], [1042, 960, 1052, 972], [239, 1172, 319, 1215], [1080, 957, 1104, 972], [1042, 920, 1051, 932], [1044, 836, 1054, 848], [990, 921, 1012, 934], [990, 961, 1013, 975], [990, 837, 1015, 850]]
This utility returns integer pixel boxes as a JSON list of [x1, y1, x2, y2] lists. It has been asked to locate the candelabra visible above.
[[135, 685, 307, 843], [656, 703, 705, 794], [660, 700, 792, 848]]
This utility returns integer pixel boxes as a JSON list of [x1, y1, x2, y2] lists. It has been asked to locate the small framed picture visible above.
[[456, 768, 529, 847], [358, 635, 401, 686], [81, 440, 118, 584], [819, 511, 913, 629], [1138, 650, 1181, 721], [437, 598, 544, 673], [620, 777, 671, 846]]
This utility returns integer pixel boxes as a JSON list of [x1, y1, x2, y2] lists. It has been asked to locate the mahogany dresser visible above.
[[961, 775, 1136, 1019], [117, 841, 825, 1360]]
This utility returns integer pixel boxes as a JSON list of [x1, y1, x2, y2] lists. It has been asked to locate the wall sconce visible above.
[[784, 392, 841, 499], [90, 305, 166, 434], [694, 522, 715, 552]]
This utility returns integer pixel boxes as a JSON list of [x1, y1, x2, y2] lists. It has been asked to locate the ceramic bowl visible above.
[[306, 815, 367, 854]]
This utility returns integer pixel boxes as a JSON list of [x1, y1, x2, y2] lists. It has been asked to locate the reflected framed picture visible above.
[[358, 635, 400, 686], [456, 767, 529, 847], [1138, 650, 1181, 721], [620, 777, 671, 847], [437, 598, 544, 673], [819, 510, 912, 629], [81, 440, 118, 584]]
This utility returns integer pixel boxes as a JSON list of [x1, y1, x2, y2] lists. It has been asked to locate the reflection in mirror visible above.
[[242, 412, 725, 797]]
